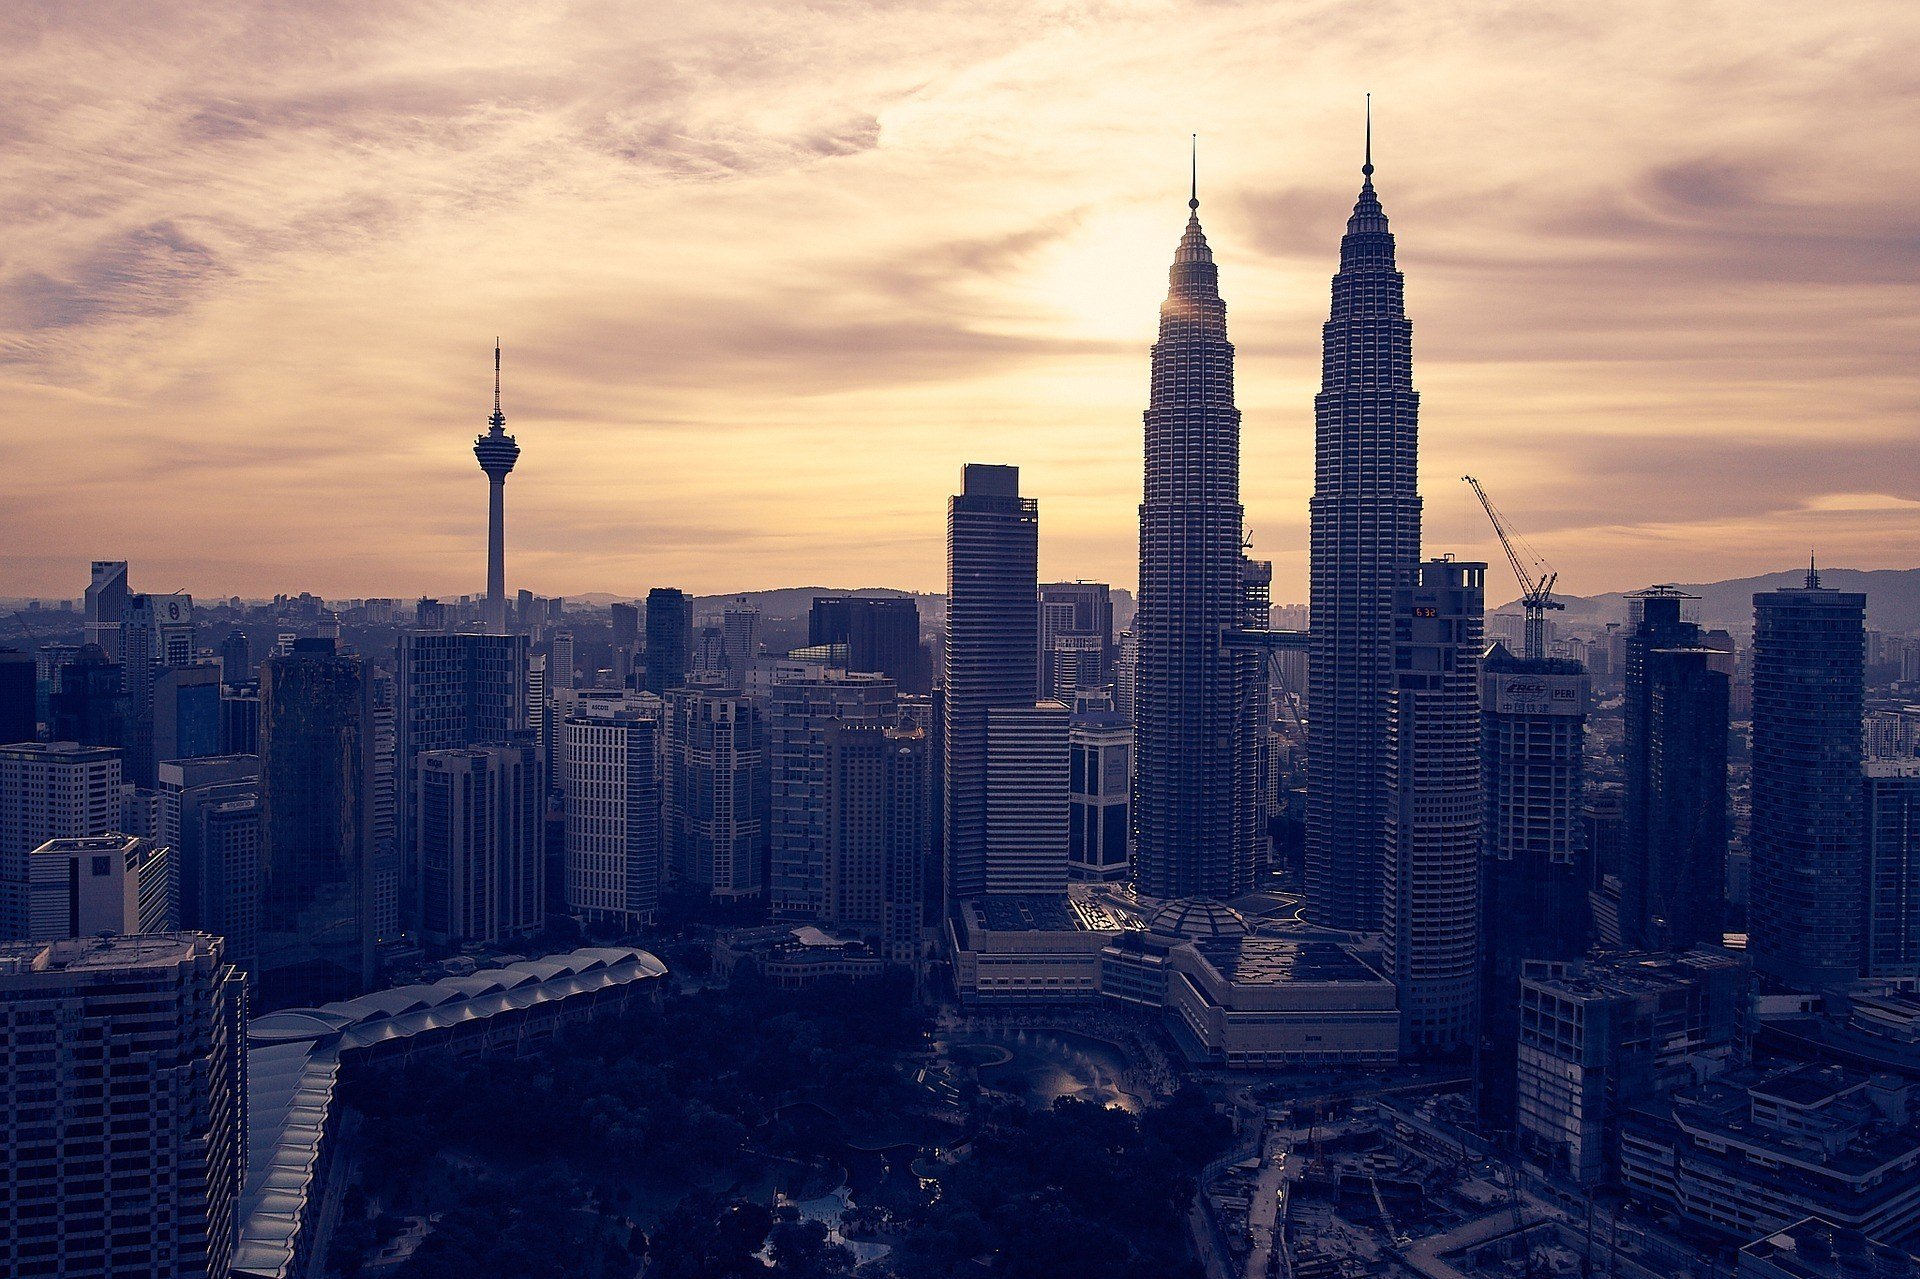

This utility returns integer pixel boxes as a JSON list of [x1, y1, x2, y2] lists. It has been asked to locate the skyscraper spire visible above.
[[1190, 133, 1199, 212], [1363, 93, 1373, 184]]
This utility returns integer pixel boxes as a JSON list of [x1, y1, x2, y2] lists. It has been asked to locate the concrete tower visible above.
[[473, 342, 520, 635], [1306, 105, 1424, 931]]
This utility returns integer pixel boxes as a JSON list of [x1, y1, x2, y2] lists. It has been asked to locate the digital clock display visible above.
[[1412, 606, 1438, 618]]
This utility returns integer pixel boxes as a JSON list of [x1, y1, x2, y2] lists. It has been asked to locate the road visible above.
[[1243, 1122, 1294, 1279]]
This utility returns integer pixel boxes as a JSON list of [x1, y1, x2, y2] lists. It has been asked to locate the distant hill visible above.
[[1508, 567, 1920, 634]]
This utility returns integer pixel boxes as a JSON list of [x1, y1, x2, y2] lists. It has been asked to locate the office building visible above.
[[1038, 582, 1116, 702], [1516, 948, 1747, 1184], [985, 699, 1071, 895], [82, 559, 129, 658], [0, 932, 247, 1279], [49, 644, 125, 750], [610, 601, 638, 689], [1069, 702, 1132, 882], [0, 647, 34, 744], [219, 630, 252, 684], [220, 681, 260, 756], [768, 668, 897, 917], [368, 670, 397, 939], [644, 588, 692, 695], [1478, 646, 1589, 1130], [1623, 588, 1732, 950], [810, 595, 927, 692], [257, 639, 374, 1009], [154, 663, 222, 767], [943, 463, 1038, 902], [414, 743, 543, 947], [1866, 708, 1920, 762], [664, 687, 766, 901], [0, 741, 122, 939], [395, 630, 530, 930], [1132, 177, 1261, 905], [26, 834, 177, 940], [158, 756, 262, 966], [1864, 758, 1920, 979], [561, 698, 662, 927], [1380, 559, 1484, 1056], [721, 600, 761, 676], [122, 592, 195, 786], [1306, 129, 1425, 932], [825, 722, 929, 964], [1750, 570, 1868, 988]]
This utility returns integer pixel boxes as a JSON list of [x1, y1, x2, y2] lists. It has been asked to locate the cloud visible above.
[[0, 0, 1916, 600]]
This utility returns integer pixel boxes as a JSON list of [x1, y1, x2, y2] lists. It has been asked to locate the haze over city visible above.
[[4, 0, 1918, 601]]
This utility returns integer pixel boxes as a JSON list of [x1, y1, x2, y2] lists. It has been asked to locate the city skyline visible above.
[[3, 3, 1918, 601]]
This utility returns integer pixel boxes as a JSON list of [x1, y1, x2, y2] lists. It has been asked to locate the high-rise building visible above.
[[218, 629, 252, 684], [0, 741, 122, 939], [0, 647, 35, 744], [721, 600, 761, 676], [219, 680, 260, 756], [644, 588, 693, 695], [49, 644, 126, 750], [1114, 628, 1138, 721], [368, 669, 398, 939], [768, 669, 897, 918], [257, 638, 375, 1009], [610, 601, 639, 689], [83, 559, 129, 658], [985, 700, 1071, 895], [395, 631, 530, 931], [1132, 175, 1261, 905], [825, 722, 929, 965], [1381, 559, 1484, 1056], [474, 343, 521, 636], [943, 464, 1039, 903], [1069, 701, 1132, 882], [1750, 570, 1868, 988], [415, 743, 543, 947], [1621, 588, 1732, 951], [157, 755, 261, 965], [154, 663, 222, 767], [1038, 581, 1115, 702], [1478, 647, 1589, 1129], [121, 592, 194, 787], [0, 932, 247, 1279], [810, 596, 927, 692], [560, 700, 662, 927], [1306, 124, 1424, 932], [1864, 760, 1920, 980], [664, 687, 766, 901], [26, 834, 177, 940]]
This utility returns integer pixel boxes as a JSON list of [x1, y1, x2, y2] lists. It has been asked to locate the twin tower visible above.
[[1134, 125, 1435, 942]]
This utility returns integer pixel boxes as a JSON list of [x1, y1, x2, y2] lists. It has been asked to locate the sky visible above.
[[2, 0, 1917, 605]]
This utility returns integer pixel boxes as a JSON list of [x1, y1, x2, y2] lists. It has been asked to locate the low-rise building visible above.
[[1737, 1216, 1919, 1279], [712, 924, 885, 989], [1622, 1064, 1920, 1245]]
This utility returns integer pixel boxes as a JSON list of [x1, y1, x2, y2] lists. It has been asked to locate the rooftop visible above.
[[1189, 936, 1387, 986], [1738, 1217, 1918, 1279], [0, 931, 210, 976]]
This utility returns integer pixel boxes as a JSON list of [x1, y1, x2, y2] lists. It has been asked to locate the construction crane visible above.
[[1462, 475, 1562, 661]]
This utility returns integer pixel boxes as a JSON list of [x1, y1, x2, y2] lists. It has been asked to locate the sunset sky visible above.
[[3, 1, 1917, 604]]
